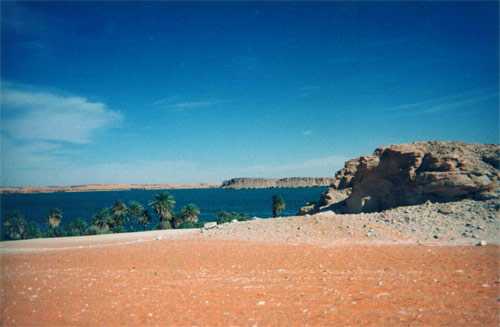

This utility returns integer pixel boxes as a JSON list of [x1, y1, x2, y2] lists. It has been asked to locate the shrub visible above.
[[66, 218, 88, 236], [272, 195, 286, 217], [215, 211, 250, 225], [157, 220, 172, 230], [87, 224, 111, 235], [176, 221, 203, 229], [26, 222, 42, 239]]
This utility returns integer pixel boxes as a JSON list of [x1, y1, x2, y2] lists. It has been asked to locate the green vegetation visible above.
[[88, 207, 113, 235], [272, 194, 286, 217], [149, 192, 176, 229], [176, 221, 204, 229], [47, 208, 64, 237], [128, 201, 150, 230], [110, 200, 128, 232], [2, 212, 40, 240], [215, 211, 250, 225], [174, 203, 200, 228], [1, 191, 292, 241], [65, 218, 88, 236]]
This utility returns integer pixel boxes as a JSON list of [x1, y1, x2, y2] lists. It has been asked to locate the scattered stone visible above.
[[476, 240, 488, 246], [204, 222, 217, 230], [438, 207, 453, 215], [375, 292, 390, 298]]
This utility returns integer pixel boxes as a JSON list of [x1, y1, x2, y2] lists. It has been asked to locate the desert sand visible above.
[[1, 214, 499, 327], [0, 183, 219, 194]]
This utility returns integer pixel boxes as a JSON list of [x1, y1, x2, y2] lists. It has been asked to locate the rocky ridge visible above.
[[221, 177, 336, 189], [309, 141, 499, 214]]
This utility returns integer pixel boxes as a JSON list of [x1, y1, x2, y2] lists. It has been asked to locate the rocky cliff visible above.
[[221, 177, 336, 189], [306, 141, 499, 214]]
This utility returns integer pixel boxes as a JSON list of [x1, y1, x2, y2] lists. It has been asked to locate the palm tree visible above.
[[66, 218, 88, 236], [47, 208, 63, 237], [272, 195, 286, 217], [3, 212, 29, 240], [174, 203, 201, 228], [128, 201, 150, 230], [149, 192, 176, 229], [89, 207, 113, 234], [180, 203, 200, 223], [139, 210, 151, 230], [48, 208, 63, 229], [110, 200, 128, 231]]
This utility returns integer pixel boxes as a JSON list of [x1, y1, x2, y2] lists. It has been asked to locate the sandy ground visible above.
[[1, 225, 499, 327], [0, 183, 218, 194]]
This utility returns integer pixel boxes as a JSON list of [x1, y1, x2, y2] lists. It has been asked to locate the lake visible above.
[[0, 187, 326, 229]]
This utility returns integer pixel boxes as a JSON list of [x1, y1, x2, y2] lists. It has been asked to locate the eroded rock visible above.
[[318, 141, 499, 213]]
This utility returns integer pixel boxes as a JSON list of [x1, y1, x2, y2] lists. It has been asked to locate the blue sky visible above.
[[1, 1, 498, 186]]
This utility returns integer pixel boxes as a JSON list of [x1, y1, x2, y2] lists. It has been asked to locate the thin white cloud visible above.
[[1, 86, 122, 143], [170, 100, 221, 110], [1, 144, 202, 186], [386, 88, 499, 115], [1, 84, 123, 186], [302, 130, 312, 136], [153, 97, 229, 111]]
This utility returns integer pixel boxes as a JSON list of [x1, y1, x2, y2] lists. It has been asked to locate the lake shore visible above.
[[0, 180, 333, 194], [0, 183, 220, 194], [1, 207, 499, 326]]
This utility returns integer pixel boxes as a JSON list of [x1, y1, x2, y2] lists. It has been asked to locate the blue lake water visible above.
[[0, 187, 325, 229]]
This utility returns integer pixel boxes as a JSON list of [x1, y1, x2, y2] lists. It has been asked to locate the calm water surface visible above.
[[1, 187, 325, 228]]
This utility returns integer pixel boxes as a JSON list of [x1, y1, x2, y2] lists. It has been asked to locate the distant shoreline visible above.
[[0, 179, 333, 194], [0, 183, 220, 194]]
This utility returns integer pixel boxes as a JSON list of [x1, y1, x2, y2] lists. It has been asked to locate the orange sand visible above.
[[1, 237, 498, 326]]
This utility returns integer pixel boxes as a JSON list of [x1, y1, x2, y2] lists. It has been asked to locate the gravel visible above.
[[203, 199, 500, 245]]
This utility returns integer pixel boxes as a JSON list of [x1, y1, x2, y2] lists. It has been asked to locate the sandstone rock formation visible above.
[[221, 177, 336, 189], [311, 141, 499, 214]]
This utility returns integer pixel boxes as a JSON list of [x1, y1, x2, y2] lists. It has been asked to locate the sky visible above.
[[1, 1, 498, 186]]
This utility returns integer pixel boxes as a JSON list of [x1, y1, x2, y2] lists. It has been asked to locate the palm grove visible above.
[[2, 192, 286, 241], [2, 192, 202, 241]]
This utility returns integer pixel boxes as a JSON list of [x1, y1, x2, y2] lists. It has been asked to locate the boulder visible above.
[[319, 141, 499, 213], [203, 222, 217, 229], [298, 203, 316, 215]]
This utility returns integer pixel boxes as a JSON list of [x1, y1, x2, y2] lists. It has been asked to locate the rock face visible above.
[[221, 177, 336, 189], [316, 142, 499, 214]]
